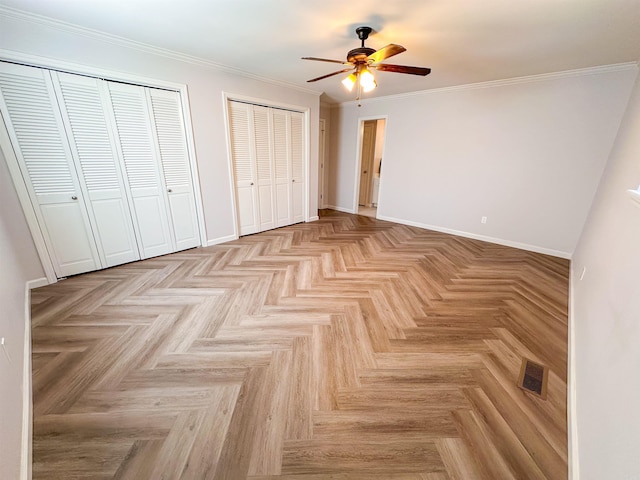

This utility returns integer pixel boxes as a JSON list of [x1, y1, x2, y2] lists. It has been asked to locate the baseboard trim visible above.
[[206, 234, 237, 247], [377, 214, 572, 259], [26, 277, 49, 290], [307, 216, 320, 222], [568, 266, 579, 479], [21, 284, 32, 480], [325, 205, 357, 214]]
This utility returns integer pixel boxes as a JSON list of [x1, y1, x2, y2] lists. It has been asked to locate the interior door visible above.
[[148, 88, 200, 250], [52, 71, 140, 268], [107, 82, 174, 258], [0, 62, 101, 277], [359, 120, 376, 206], [229, 101, 259, 235]]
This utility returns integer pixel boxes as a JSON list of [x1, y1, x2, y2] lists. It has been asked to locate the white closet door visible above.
[[290, 112, 305, 223], [229, 101, 259, 235], [51, 72, 140, 268], [272, 109, 291, 227], [107, 82, 174, 258], [148, 89, 200, 250], [0, 62, 100, 277], [252, 106, 275, 231]]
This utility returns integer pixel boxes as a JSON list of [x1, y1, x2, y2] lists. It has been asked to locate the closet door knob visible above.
[[167, 188, 172, 193], [71, 196, 78, 200], [292, 179, 295, 183], [250, 182, 254, 186]]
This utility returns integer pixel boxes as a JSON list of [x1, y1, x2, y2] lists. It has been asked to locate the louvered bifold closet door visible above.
[[229, 101, 259, 235], [106, 82, 174, 258], [0, 62, 101, 277], [148, 89, 200, 250], [51, 72, 140, 268], [272, 109, 291, 227], [290, 112, 305, 223], [252, 105, 275, 231]]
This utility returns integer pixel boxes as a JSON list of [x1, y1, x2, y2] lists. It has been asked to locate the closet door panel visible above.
[[107, 82, 174, 258], [229, 101, 258, 235], [40, 202, 99, 273], [272, 110, 291, 227], [290, 112, 305, 223], [253, 106, 275, 230], [148, 89, 199, 250], [0, 62, 100, 277], [52, 72, 140, 267]]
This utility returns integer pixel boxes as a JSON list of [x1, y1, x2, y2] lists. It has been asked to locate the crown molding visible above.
[[0, 5, 322, 97], [339, 62, 639, 107]]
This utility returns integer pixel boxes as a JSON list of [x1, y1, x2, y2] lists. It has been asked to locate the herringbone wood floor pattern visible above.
[[31, 210, 569, 479]]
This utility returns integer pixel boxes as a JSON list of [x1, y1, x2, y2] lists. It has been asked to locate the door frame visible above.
[[222, 91, 311, 239], [352, 115, 388, 214], [318, 118, 327, 209], [0, 51, 208, 284]]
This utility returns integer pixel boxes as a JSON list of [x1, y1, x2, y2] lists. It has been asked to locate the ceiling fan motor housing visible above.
[[347, 47, 376, 64]]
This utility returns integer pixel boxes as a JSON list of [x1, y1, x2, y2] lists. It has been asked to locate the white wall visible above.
[[571, 69, 640, 479], [330, 66, 637, 256], [0, 147, 44, 479]]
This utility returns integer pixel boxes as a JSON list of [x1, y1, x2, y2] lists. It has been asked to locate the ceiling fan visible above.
[[302, 26, 431, 103]]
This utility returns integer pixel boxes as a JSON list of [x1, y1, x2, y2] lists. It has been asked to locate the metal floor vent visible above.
[[517, 358, 549, 399]]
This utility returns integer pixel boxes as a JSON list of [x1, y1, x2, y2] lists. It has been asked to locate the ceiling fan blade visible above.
[[374, 63, 432, 76], [302, 57, 351, 65], [367, 44, 406, 63], [306, 68, 354, 83]]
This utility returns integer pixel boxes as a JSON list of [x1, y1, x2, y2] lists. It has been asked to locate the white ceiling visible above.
[[1, 0, 640, 103]]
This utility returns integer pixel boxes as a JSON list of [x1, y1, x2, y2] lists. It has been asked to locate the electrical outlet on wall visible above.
[[481, 216, 487, 224]]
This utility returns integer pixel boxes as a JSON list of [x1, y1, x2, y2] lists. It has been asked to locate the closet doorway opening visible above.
[[355, 117, 386, 218]]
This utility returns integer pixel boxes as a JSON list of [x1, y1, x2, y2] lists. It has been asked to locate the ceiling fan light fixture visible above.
[[360, 68, 377, 92], [342, 73, 357, 92]]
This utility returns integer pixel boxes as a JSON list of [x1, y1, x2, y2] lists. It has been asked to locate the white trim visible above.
[[326, 205, 356, 214], [21, 284, 32, 480], [340, 62, 639, 107], [223, 92, 310, 115], [26, 278, 49, 290], [302, 106, 310, 223], [377, 214, 573, 259], [318, 118, 327, 209], [1, 49, 190, 93], [206, 234, 237, 247], [0, 6, 322, 97], [179, 85, 208, 247], [220, 92, 240, 240], [307, 216, 320, 222], [568, 266, 580, 480], [352, 115, 389, 213]]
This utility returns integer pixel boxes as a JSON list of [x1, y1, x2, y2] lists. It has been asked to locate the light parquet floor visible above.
[[31, 210, 569, 479]]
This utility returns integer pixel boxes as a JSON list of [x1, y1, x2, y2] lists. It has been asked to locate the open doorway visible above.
[[355, 117, 386, 218]]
